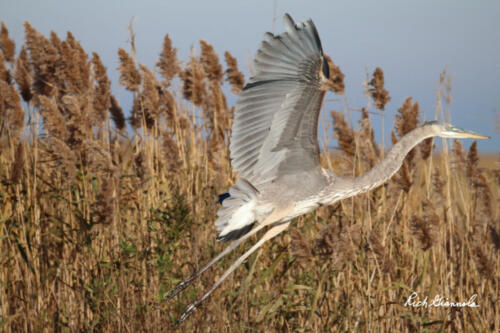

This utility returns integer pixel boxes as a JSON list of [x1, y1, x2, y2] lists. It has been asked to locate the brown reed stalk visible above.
[[411, 200, 440, 250], [0, 80, 25, 137], [451, 139, 466, 171], [331, 110, 355, 156], [50, 31, 62, 50], [24, 22, 59, 97], [368, 67, 391, 110], [420, 138, 433, 160], [61, 94, 92, 148], [180, 56, 206, 106], [394, 97, 419, 139], [475, 173, 493, 220], [10, 142, 25, 184], [14, 46, 33, 102], [472, 241, 494, 280], [200, 40, 223, 83], [138, 64, 161, 129], [47, 136, 77, 182], [395, 162, 412, 192], [289, 227, 312, 266], [391, 130, 398, 145], [0, 22, 15, 63], [91, 52, 111, 124], [358, 107, 379, 167], [117, 48, 141, 92], [63, 32, 91, 93], [368, 231, 393, 273], [466, 141, 478, 180], [224, 51, 244, 94], [162, 132, 183, 172], [92, 176, 117, 226], [394, 97, 420, 166], [38, 95, 67, 140], [156, 34, 180, 87], [0, 52, 10, 83], [489, 225, 500, 251], [322, 54, 345, 94], [158, 89, 175, 127], [109, 94, 125, 131], [315, 222, 361, 270]]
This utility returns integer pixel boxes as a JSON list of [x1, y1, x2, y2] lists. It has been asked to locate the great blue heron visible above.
[[168, 13, 489, 325]]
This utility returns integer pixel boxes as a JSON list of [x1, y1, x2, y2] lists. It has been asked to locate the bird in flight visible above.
[[167, 13, 489, 326]]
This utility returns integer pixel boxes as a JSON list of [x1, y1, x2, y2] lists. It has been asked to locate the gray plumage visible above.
[[167, 14, 489, 326]]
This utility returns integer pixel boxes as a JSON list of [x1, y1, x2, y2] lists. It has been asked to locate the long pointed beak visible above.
[[458, 129, 490, 139]]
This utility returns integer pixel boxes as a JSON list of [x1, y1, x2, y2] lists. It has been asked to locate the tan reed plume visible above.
[[224, 51, 244, 94], [156, 33, 180, 87], [117, 48, 141, 92], [368, 67, 391, 110], [180, 56, 206, 106], [199, 40, 223, 83], [14, 47, 33, 102], [0, 22, 15, 62], [331, 110, 355, 156]]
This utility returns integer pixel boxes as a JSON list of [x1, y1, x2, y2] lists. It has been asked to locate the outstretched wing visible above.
[[230, 14, 329, 186]]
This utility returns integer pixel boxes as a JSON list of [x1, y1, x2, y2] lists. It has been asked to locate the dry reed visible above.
[[0, 21, 497, 333]]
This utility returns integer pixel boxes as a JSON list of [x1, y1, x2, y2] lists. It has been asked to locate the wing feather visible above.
[[229, 14, 328, 186]]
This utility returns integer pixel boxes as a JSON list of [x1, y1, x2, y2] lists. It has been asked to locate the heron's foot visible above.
[[175, 301, 200, 328], [165, 277, 194, 302]]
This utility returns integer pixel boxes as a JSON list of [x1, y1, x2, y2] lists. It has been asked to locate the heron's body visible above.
[[167, 14, 489, 326]]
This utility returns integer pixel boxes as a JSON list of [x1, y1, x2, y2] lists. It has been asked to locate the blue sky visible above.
[[1, 0, 499, 151]]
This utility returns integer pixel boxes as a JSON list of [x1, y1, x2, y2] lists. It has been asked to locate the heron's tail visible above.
[[214, 178, 260, 242]]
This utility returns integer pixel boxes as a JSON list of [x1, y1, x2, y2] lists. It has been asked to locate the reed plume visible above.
[[10, 142, 25, 184], [38, 95, 67, 140], [368, 67, 391, 110], [393, 97, 420, 191], [162, 132, 183, 172], [0, 52, 10, 83], [315, 222, 362, 270], [451, 138, 466, 171], [224, 51, 244, 94], [91, 52, 111, 124], [24, 22, 59, 97], [14, 46, 33, 102], [331, 111, 355, 157], [200, 40, 223, 83], [358, 107, 379, 167], [180, 56, 206, 106], [109, 95, 125, 131], [117, 48, 141, 92], [411, 200, 440, 250], [466, 141, 479, 180], [0, 80, 25, 137], [289, 227, 312, 266], [420, 137, 434, 160], [156, 33, 180, 87], [92, 176, 117, 226], [135, 64, 161, 129], [0, 22, 15, 63]]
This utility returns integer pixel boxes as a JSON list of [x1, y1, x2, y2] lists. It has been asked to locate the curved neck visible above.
[[322, 125, 439, 203], [353, 125, 438, 192]]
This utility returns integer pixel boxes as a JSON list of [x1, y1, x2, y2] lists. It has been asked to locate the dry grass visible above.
[[0, 22, 498, 332]]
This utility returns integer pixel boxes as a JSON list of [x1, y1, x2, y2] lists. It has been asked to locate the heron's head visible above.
[[425, 121, 490, 139]]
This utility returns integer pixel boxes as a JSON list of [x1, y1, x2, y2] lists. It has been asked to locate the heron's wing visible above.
[[230, 14, 329, 185]]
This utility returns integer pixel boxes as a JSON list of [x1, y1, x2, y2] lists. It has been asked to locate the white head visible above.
[[425, 121, 490, 139]]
